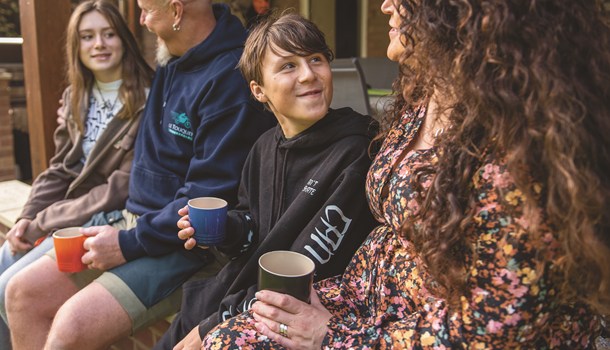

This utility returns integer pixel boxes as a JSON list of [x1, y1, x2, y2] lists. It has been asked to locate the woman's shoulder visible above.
[[472, 152, 544, 217]]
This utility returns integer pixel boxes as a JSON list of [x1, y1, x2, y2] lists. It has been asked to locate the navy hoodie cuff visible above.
[[118, 229, 147, 261]]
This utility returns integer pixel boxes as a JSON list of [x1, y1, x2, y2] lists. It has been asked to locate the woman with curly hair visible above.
[[201, 0, 610, 348]]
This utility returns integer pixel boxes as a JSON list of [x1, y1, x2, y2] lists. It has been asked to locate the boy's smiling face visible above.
[[250, 45, 333, 138]]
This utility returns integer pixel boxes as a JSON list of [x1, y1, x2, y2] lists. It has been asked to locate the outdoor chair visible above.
[[330, 57, 373, 116]]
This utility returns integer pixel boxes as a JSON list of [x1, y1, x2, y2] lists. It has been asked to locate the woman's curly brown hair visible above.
[[383, 0, 610, 314]]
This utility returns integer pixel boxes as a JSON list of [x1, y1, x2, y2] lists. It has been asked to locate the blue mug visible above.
[[187, 197, 228, 246]]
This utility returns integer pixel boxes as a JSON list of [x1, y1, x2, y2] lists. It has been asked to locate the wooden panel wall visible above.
[[18, 0, 71, 178]]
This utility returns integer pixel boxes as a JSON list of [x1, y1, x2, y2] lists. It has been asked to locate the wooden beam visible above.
[[127, 0, 141, 40], [18, 0, 71, 178]]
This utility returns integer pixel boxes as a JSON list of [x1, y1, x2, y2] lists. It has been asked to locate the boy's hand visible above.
[[177, 205, 197, 250]]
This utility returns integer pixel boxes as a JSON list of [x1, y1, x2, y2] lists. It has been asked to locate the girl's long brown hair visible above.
[[65, 0, 153, 131], [385, 0, 610, 314]]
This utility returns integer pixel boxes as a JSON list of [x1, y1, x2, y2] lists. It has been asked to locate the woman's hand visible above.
[[6, 219, 34, 254], [252, 288, 331, 349], [172, 325, 203, 350], [177, 205, 197, 250], [56, 98, 67, 126]]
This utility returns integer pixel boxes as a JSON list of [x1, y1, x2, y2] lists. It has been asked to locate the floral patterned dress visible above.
[[203, 108, 601, 349]]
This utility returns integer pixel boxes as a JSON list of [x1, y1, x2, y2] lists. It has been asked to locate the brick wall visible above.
[[0, 71, 16, 181]]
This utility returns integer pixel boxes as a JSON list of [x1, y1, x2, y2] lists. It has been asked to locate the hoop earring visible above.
[[172, 23, 181, 31]]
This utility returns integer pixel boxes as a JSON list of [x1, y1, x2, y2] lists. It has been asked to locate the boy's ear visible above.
[[250, 81, 268, 103]]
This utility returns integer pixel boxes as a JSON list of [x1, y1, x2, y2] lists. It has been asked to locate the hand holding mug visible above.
[[80, 225, 125, 270], [187, 197, 228, 247], [53, 227, 87, 272], [251, 288, 331, 349], [177, 205, 197, 250]]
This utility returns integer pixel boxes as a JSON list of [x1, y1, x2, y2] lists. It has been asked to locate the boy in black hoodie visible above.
[[155, 11, 379, 349]]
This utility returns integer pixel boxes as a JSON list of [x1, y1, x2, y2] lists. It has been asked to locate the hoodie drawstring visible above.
[[270, 137, 289, 227]]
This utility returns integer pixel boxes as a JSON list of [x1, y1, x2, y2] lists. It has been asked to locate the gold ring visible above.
[[279, 323, 288, 338]]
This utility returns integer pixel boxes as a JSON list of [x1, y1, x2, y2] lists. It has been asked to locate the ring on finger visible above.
[[279, 323, 288, 338]]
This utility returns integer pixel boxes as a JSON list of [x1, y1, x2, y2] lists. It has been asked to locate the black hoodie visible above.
[[157, 108, 379, 347]]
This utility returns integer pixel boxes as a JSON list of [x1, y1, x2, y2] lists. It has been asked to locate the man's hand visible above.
[[173, 325, 203, 350], [81, 225, 126, 270], [6, 219, 34, 254]]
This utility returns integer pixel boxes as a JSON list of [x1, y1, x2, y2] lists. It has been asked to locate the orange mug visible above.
[[52, 227, 87, 273]]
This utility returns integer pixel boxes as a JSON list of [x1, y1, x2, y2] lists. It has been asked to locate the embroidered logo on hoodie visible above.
[[168, 111, 194, 141]]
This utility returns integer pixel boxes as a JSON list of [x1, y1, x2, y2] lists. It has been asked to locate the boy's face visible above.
[[250, 45, 333, 138]]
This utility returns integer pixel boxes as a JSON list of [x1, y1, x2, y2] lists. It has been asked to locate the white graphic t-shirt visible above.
[[81, 79, 123, 163]]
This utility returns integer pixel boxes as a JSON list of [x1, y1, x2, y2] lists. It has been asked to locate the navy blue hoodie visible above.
[[120, 4, 276, 260]]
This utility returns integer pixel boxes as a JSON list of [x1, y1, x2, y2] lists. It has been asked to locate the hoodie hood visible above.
[[172, 4, 247, 72], [274, 107, 378, 150]]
